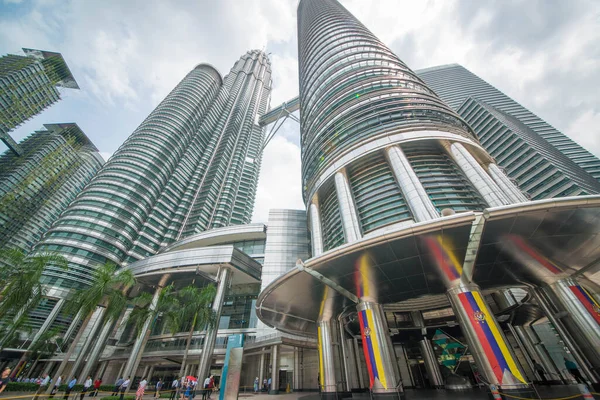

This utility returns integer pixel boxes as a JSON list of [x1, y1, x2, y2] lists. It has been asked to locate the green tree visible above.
[[0, 249, 67, 349], [176, 284, 217, 376], [128, 284, 180, 338], [46, 262, 135, 394]]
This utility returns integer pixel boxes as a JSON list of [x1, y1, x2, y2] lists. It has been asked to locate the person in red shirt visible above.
[[92, 378, 102, 397]]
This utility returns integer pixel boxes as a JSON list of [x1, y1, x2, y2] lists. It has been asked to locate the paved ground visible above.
[[1, 385, 598, 400]]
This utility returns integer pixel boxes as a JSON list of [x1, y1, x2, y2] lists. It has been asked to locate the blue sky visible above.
[[2, 0, 599, 223]]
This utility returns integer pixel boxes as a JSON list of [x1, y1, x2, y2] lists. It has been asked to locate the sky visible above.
[[1, 0, 599, 224]]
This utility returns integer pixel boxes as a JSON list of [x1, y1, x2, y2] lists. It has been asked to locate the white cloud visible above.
[[567, 110, 600, 158], [252, 135, 305, 223]]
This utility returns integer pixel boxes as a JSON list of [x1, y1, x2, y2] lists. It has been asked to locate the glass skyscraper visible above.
[[0, 123, 103, 253], [415, 64, 600, 198], [0, 49, 79, 155], [35, 50, 272, 290]]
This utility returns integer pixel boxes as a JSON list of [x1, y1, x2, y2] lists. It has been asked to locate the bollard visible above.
[[489, 384, 502, 400]]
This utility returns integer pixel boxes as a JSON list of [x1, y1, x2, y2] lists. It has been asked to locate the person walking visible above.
[[92, 378, 102, 397], [119, 377, 130, 400], [154, 379, 163, 398], [135, 377, 148, 400], [262, 378, 267, 392], [64, 377, 77, 400], [201, 377, 210, 400], [169, 377, 179, 400], [533, 361, 549, 385], [113, 377, 124, 396], [80, 376, 92, 399], [50, 375, 63, 399], [253, 377, 259, 393], [564, 358, 585, 384], [267, 377, 271, 392]]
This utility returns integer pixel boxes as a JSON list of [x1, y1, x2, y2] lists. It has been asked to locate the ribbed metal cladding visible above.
[[402, 142, 487, 212], [347, 151, 412, 233], [320, 180, 344, 251], [0, 124, 103, 254], [415, 64, 600, 183], [297, 0, 476, 200]]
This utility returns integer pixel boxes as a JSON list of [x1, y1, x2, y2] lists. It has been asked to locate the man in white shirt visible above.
[[169, 378, 179, 400], [119, 377, 131, 400], [80, 376, 93, 400]]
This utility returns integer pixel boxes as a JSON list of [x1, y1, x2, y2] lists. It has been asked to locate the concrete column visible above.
[[447, 142, 510, 207], [309, 196, 324, 257], [317, 319, 338, 396], [117, 363, 126, 379], [29, 298, 65, 348], [197, 267, 232, 380], [79, 318, 116, 380], [447, 284, 528, 389], [122, 275, 171, 384], [97, 361, 108, 379], [142, 365, 150, 379], [534, 287, 599, 384], [334, 169, 361, 243], [293, 348, 300, 391], [270, 344, 279, 395], [147, 366, 154, 380], [487, 163, 528, 203], [338, 318, 359, 392], [63, 309, 84, 345], [356, 301, 403, 399], [547, 279, 600, 370], [258, 350, 265, 389], [68, 306, 107, 380], [42, 361, 55, 377], [385, 145, 438, 221]]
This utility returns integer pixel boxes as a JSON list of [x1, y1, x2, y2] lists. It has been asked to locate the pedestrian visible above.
[[253, 377, 259, 393], [267, 377, 271, 392], [0, 367, 11, 394], [262, 378, 267, 392], [50, 375, 63, 399], [183, 382, 192, 400], [169, 377, 180, 400], [180, 378, 187, 400], [136, 377, 147, 400], [92, 378, 102, 397], [119, 376, 131, 400], [80, 376, 92, 400], [41, 374, 51, 387], [154, 379, 163, 398], [201, 376, 210, 400], [564, 358, 585, 384], [113, 377, 124, 396], [533, 361, 548, 385], [64, 376, 77, 400]]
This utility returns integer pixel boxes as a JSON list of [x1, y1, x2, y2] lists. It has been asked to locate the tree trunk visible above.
[[45, 312, 92, 394], [179, 315, 197, 376]]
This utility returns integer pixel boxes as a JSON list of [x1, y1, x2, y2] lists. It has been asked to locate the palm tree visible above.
[[128, 284, 180, 337], [46, 262, 135, 394], [0, 249, 67, 350], [176, 284, 217, 376]]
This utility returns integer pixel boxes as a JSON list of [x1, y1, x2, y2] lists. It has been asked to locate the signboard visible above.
[[219, 334, 244, 400]]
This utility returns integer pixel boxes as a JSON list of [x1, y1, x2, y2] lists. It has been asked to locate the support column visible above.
[[419, 339, 444, 389], [412, 311, 443, 389], [447, 142, 510, 207], [293, 347, 301, 391], [42, 361, 55, 377], [356, 301, 403, 399], [353, 338, 366, 389], [506, 324, 537, 383], [534, 287, 600, 386], [142, 365, 150, 379], [68, 306, 107, 380], [334, 169, 361, 243], [309, 196, 324, 257], [117, 363, 126, 379], [385, 145, 438, 221], [487, 163, 528, 203], [447, 284, 528, 390], [122, 275, 171, 386], [29, 298, 65, 348], [258, 350, 266, 389], [317, 319, 339, 397], [197, 267, 232, 380], [510, 325, 561, 385], [79, 318, 116, 380], [339, 318, 359, 392], [270, 344, 279, 395], [97, 361, 108, 379], [547, 278, 600, 370]]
